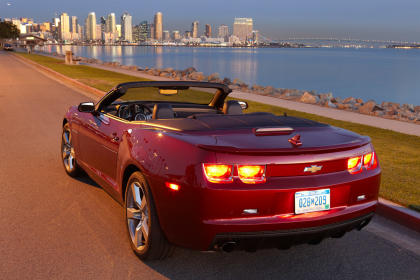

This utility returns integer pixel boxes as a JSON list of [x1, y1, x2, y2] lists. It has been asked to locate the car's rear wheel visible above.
[[125, 171, 174, 260], [61, 123, 82, 177]]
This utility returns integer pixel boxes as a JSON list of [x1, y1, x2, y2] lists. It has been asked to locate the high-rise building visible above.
[[172, 30, 180, 41], [116, 24, 122, 38], [252, 30, 259, 44], [233, 18, 253, 42], [184, 31, 191, 39], [218, 24, 229, 41], [59, 13, 70, 41], [121, 12, 132, 42], [191, 21, 199, 38], [71, 16, 78, 33], [137, 21, 149, 42], [163, 30, 170, 41], [106, 13, 116, 34], [40, 22, 51, 32], [154, 12, 163, 41], [205, 24, 212, 38], [85, 12, 97, 41], [148, 23, 155, 40]]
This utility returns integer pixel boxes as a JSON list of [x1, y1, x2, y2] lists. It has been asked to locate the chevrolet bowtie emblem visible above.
[[304, 165, 323, 173]]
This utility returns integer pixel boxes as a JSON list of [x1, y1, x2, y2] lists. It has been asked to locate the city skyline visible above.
[[1, 0, 419, 42]]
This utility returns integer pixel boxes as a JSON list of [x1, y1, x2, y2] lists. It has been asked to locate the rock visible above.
[[184, 67, 197, 74], [189, 72, 205, 81], [232, 78, 246, 86], [372, 105, 384, 111], [415, 106, 420, 113], [162, 67, 173, 73], [222, 78, 231, 85], [208, 72, 220, 82], [319, 92, 333, 100], [252, 84, 264, 91], [300, 92, 318, 104], [359, 100, 376, 114], [356, 98, 364, 104], [337, 103, 346, 109], [343, 97, 356, 104], [263, 86, 275, 95]]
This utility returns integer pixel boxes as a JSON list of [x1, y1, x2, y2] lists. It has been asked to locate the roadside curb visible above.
[[11, 53, 420, 234], [377, 198, 420, 233], [12, 53, 105, 98]]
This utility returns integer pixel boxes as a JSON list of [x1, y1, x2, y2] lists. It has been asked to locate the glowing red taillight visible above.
[[203, 164, 233, 183], [348, 152, 378, 174], [363, 152, 378, 170], [237, 165, 266, 184], [347, 156, 363, 174]]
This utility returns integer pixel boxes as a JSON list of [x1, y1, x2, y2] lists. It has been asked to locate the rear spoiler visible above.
[[197, 137, 371, 155]]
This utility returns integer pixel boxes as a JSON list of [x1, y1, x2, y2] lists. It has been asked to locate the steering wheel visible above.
[[118, 104, 153, 121]]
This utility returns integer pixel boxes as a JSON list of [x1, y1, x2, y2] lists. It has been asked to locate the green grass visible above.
[[16, 52, 420, 207]]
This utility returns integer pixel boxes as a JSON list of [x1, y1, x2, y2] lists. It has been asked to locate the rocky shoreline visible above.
[[51, 52, 420, 124]]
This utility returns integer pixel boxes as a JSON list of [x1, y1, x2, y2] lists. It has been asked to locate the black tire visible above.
[[61, 123, 82, 177], [124, 171, 174, 260]]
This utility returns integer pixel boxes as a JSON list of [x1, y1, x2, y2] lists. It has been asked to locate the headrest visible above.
[[152, 103, 175, 119], [223, 100, 243, 115]]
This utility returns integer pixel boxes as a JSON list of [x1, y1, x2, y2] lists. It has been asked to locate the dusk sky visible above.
[[1, 0, 419, 41]]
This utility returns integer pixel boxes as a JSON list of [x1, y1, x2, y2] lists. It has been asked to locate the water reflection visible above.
[[35, 45, 420, 104]]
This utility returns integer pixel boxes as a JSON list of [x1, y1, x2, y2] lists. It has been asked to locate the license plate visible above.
[[295, 189, 330, 214]]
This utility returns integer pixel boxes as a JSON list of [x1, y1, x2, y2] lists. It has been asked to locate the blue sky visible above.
[[1, 0, 419, 41]]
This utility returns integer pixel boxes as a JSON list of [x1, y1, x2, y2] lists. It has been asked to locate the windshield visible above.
[[114, 86, 218, 105]]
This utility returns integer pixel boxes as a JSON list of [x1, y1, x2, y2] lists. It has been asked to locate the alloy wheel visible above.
[[62, 128, 75, 172], [126, 181, 150, 251]]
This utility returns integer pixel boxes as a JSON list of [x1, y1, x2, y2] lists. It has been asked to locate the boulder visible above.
[[184, 67, 197, 74], [319, 92, 333, 100], [415, 106, 420, 113], [356, 98, 364, 104], [208, 72, 220, 82], [252, 84, 264, 91], [263, 86, 275, 95], [300, 92, 318, 104], [359, 100, 376, 114], [190, 72, 205, 81], [343, 97, 356, 104], [232, 78, 246, 86], [222, 78, 232, 85]]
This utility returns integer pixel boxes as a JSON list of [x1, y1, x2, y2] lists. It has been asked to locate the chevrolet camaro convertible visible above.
[[61, 81, 381, 260]]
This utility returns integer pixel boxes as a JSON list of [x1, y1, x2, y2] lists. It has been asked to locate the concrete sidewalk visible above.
[[87, 63, 420, 137]]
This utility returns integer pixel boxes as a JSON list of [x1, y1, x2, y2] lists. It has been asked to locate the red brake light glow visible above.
[[348, 152, 378, 174], [237, 165, 266, 184], [203, 164, 233, 183], [347, 156, 362, 174], [363, 152, 378, 170]]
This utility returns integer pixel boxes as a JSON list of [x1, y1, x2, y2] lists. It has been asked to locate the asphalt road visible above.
[[0, 51, 419, 280]]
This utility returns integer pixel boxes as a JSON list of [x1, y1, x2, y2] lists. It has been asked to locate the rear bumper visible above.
[[211, 212, 374, 251]]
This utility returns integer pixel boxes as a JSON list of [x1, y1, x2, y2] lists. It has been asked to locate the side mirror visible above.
[[238, 101, 248, 110], [78, 102, 95, 113]]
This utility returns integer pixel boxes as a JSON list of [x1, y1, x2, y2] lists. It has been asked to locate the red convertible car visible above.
[[61, 81, 381, 260]]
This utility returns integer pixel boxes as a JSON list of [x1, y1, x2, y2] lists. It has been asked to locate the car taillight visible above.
[[237, 165, 266, 184], [347, 156, 363, 174], [363, 152, 378, 170], [203, 164, 233, 183], [348, 152, 378, 174]]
